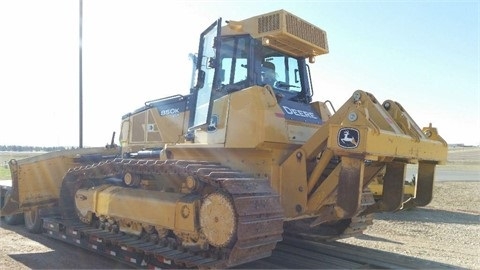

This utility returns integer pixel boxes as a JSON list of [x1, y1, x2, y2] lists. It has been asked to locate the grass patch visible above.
[[0, 167, 10, 180], [0, 152, 41, 180]]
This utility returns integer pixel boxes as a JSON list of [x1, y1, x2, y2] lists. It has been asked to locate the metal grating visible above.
[[258, 13, 280, 33], [243, 10, 328, 56], [285, 13, 327, 51]]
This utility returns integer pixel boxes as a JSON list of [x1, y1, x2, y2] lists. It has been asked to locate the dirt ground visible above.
[[340, 181, 480, 269]]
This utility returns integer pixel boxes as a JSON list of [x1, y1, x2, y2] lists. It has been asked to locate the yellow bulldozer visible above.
[[1, 9, 447, 268]]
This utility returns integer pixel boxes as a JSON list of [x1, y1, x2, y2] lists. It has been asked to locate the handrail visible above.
[[144, 94, 185, 107]]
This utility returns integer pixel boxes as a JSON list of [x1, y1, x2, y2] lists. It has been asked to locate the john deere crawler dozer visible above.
[[1, 9, 447, 268]]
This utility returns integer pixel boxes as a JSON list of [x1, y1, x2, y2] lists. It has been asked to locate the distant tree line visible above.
[[0, 145, 76, 152]]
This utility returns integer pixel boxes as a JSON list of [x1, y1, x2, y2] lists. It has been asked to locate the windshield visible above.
[[261, 54, 302, 93], [215, 35, 312, 103]]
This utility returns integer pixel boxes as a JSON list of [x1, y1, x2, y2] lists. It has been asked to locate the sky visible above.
[[0, 0, 478, 147]]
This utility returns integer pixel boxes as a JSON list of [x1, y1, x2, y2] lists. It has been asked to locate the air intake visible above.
[[254, 10, 329, 57]]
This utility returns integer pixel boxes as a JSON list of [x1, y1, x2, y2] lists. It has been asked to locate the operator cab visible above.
[[215, 35, 313, 104], [189, 10, 327, 130]]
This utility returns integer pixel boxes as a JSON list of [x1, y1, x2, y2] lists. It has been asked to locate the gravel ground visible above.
[[340, 181, 480, 269]]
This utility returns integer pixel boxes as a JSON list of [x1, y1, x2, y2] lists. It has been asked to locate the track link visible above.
[[53, 158, 284, 269]]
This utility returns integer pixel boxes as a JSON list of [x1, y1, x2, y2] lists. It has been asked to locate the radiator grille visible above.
[[255, 10, 328, 55], [258, 13, 280, 33], [285, 13, 327, 51]]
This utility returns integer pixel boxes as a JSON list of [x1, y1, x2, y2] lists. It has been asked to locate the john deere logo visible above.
[[207, 115, 218, 132], [338, 128, 359, 149]]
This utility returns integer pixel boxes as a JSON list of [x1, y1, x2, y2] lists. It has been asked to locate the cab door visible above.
[[189, 18, 222, 130]]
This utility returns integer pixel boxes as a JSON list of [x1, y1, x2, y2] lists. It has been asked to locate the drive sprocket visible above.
[[200, 192, 237, 248]]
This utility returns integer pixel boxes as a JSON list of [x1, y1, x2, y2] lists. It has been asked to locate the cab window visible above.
[[219, 37, 249, 86]]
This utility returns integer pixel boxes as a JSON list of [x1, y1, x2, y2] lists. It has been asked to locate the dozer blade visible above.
[[1, 147, 120, 216]]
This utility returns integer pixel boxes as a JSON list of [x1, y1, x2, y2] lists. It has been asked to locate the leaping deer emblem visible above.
[[340, 130, 358, 147]]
